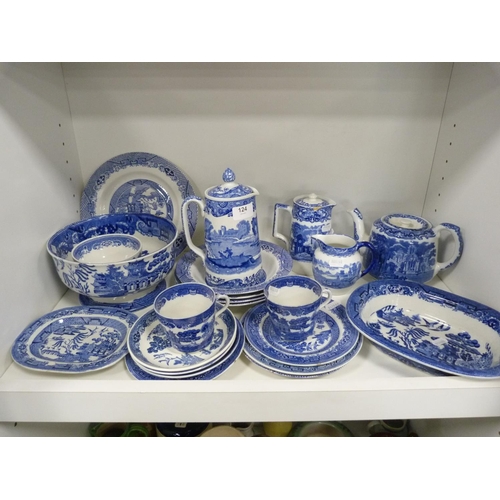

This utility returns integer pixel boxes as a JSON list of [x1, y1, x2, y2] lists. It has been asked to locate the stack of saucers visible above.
[[242, 302, 363, 378], [125, 306, 244, 380], [175, 241, 293, 307]]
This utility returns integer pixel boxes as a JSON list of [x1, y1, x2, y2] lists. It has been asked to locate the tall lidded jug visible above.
[[273, 193, 336, 263], [181, 168, 266, 290]]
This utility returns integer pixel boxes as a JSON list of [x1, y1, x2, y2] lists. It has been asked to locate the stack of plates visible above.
[[242, 302, 362, 378], [125, 306, 244, 380], [175, 241, 293, 307]]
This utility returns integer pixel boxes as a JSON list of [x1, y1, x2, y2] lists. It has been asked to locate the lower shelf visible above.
[[2, 278, 500, 423]]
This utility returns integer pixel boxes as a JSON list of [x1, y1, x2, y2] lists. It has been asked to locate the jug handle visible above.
[[273, 203, 292, 250], [181, 196, 206, 262], [356, 241, 377, 277], [433, 223, 464, 276]]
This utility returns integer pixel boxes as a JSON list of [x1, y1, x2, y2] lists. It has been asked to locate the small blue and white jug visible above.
[[364, 213, 464, 283], [273, 193, 336, 263], [181, 168, 266, 290]]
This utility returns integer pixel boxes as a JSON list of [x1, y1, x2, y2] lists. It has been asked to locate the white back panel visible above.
[[0, 63, 82, 375], [423, 63, 500, 309], [62, 62, 452, 239]]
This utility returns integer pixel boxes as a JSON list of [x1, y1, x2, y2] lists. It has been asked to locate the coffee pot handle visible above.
[[181, 196, 206, 262], [434, 223, 464, 276], [273, 203, 292, 250]]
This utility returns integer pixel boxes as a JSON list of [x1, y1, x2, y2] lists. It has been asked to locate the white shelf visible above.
[[2, 275, 500, 423]]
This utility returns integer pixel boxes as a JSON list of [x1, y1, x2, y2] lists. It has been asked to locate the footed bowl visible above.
[[47, 213, 177, 298]]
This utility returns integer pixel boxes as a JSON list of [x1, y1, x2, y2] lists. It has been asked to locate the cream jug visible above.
[[181, 168, 266, 290]]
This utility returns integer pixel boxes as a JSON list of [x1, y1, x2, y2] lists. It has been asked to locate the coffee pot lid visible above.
[[294, 193, 336, 208], [206, 168, 257, 199]]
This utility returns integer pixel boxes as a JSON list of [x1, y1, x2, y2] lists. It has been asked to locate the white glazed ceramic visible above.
[[181, 168, 266, 290], [273, 193, 336, 263], [80, 151, 198, 258], [127, 307, 237, 373], [362, 213, 463, 283], [153, 283, 230, 353], [264, 276, 332, 342], [346, 279, 500, 378], [311, 234, 376, 289], [72, 234, 142, 264], [47, 213, 177, 299]]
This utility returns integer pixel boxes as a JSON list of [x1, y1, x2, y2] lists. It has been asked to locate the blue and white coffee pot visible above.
[[273, 194, 336, 263], [181, 168, 266, 290]]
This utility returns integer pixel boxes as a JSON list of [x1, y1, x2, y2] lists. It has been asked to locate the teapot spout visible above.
[[349, 208, 368, 241]]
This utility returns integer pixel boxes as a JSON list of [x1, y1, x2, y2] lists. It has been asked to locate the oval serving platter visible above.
[[346, 279, 500, 378]]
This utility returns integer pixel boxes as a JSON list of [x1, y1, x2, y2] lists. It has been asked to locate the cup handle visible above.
[[273, 203, 292, 250], [319, 287, 333, 309], [214, 294, 230, 318], [356, 241, 377, 277], [181, 196, 206, 262]]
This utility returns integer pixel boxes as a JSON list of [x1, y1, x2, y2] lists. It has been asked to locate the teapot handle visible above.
[[181, 196, 206, 262], [273, 203, 292, 250], [434, 223, 464, 276]]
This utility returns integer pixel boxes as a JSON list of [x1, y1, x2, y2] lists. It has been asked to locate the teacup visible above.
[[153, 283, 230, 353], [264, 276, 332, 342], [72, 234, 142, 264]]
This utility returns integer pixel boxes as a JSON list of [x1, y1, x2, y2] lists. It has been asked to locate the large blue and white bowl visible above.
[[47, 213, 177, 299]]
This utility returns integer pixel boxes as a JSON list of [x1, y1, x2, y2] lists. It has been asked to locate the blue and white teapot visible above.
[[360, 213, 464, 283], [181, 168, 266, 290]]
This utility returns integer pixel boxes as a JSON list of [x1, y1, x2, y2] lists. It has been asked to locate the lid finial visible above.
[[223, 168, 235, 183]]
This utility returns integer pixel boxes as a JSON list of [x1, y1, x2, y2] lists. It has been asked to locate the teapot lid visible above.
[[294, 193, 336, 208], [206, 168, 257, 200]]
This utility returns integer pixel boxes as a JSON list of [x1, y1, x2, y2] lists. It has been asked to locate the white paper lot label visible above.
[[232, 203, 254, 220]]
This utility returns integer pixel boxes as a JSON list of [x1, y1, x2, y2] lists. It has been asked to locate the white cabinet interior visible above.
[[1, 62, 499, 433]]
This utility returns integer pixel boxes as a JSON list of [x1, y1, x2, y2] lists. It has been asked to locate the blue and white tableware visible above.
[[273, 193, 337, 263], [72, 234, 142, 264], [364, 213, 463, 283], [264, 276, 332, 342], [153, 283, 230, 353], [11, 306, 137, 373], [181, 168, 266, 290], [346, 279, 500, 378], [47, 213, 178, 299], [311, 234, 376, 289]]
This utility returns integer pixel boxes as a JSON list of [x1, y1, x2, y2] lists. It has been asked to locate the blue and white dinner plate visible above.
[[243, 334, 363, 378], [11, 306, 137, 373], [127, 306, 237, 373], [175, 240, 293, 297], [125, 318, 245, 380], [243, 302, 359, 366], [79, 279, 167, 312], [346, 279, 500, 379], [80, 152, 198, 258]]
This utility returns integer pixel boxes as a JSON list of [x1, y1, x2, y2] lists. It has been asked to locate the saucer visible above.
[[243, 302, 359, 366], [125, 318, 244, 380], [243, 334, 363, 378], [11, 306, 137, 373], [80, 279, 167, 312], [175, 240, 292, 296], [127, 306, 237, 373]]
